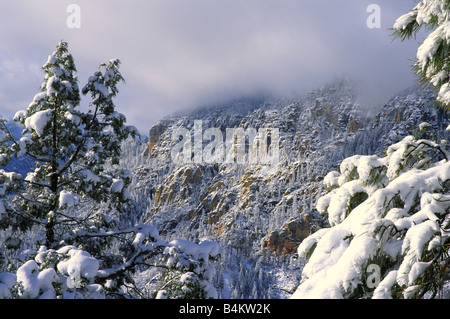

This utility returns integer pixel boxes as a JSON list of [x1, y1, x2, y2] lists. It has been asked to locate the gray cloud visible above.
[[0, 0, 422, 133]]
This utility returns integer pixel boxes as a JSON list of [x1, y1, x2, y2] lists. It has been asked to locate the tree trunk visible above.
[[46, 97, 60, 247]]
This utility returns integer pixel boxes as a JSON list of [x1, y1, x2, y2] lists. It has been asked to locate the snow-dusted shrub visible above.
[[293, 125, 450, 299], [0, 224, 223, 299], [14, 246, 102, 299], [161, 239, 224, 299]]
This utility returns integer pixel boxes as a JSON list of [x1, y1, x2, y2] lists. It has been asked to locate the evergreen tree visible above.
[[0, 42, 223, 299], [1, 41, 137, 246], [293, 127, 449, 298], [393, 0, 450, 108]]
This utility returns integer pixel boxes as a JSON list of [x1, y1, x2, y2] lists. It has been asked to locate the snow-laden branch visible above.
[[293, 134, 450, 299]]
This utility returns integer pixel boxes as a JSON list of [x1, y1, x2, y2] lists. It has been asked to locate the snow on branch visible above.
[[294, 133, 450, 299]]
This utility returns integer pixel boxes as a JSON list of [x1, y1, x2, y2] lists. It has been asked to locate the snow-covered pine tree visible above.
[[0, 42, 223, 299], [292, 125, 449, 299], [392, 0, 450, 108], [4, 41, 136, 247]]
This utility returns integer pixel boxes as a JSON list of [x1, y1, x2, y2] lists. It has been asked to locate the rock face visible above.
[[148, 120, 170, 153], [262, 215, 312, 255], [130, 82, 446, 257]]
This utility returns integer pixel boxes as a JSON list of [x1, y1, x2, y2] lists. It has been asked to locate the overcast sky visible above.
[[0, 0, 423, 134]]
